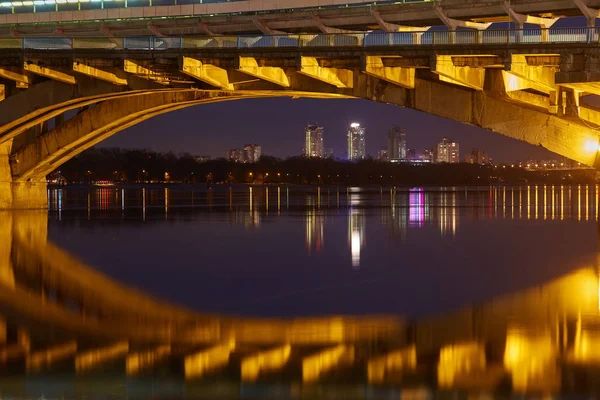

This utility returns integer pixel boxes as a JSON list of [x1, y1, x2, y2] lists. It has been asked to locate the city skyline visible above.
[[100, 98, 559, 163]]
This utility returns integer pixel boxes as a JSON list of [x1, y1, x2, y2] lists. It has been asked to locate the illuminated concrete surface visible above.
[[3, 40, 600, 208]]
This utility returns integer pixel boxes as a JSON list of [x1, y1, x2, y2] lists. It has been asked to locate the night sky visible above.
[[100, 97, 558, 162]]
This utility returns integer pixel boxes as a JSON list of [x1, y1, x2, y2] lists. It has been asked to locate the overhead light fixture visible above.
[[0, 2, 12, 6]]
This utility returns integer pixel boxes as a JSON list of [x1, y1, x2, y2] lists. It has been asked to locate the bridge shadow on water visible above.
[[3, 185, 600, 398]]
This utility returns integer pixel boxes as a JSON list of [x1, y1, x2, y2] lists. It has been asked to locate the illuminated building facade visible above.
[[304, 124, 324, 158], [243, 144, 262, 163], [347, 123, 366, 161], [468, 148, 488, 164], [436, 138, 460, 163], [228, 149, 244, 163], [388, 126, 407, 162]]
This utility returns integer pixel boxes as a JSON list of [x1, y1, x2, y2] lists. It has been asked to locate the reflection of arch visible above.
[[2, 210, 600, 390]]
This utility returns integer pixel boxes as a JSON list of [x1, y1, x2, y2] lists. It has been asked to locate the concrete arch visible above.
[[11, 89, 351, 182]]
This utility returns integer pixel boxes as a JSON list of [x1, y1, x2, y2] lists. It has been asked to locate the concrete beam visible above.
[[252, 16, 285, 35], [23, 61, 77, 85], [180, 57, 233, 90], [433, 55, 485, 90], [146, 22, 166, 37], [434, 6, 491, 30], [199, 20, 218, 36], [367, 345, 416, 384], [502, 1, 558, 29], [372, 10, 429, 33], [185, 340, 235, 379], [124, 59, 170, 85], [73, 60, 128, 86], [237, 57, 290, 87], [0, 84, 4, 102], [312, 15, 363, 35], [302, 344, 354, 383], [26, 341, 77, 372], [502, 1, 558, 42], [75, 341, 129, 372], [126, 345, 171, 375], [508, 54, 557, 93], [362, 56, 415, 89], [0, 68, 32, 88], [572, 0, 600, 26], [298, 57, 353, 89], [241, 344, 291, 381]]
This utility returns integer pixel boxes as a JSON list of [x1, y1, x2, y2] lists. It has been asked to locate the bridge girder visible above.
[[1, 48, 600, 208]]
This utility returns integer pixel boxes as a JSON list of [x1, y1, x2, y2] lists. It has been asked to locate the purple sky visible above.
[[100, 97, 557, 162]]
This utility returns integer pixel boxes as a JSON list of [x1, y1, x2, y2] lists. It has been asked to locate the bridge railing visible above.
[[0, 27, 598, 50]]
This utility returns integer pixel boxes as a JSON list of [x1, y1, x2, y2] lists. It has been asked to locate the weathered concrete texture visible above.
[[0, 142, 47, 209]]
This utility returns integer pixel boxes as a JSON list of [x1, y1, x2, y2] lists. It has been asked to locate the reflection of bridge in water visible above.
[[7, 190, 600, 395]]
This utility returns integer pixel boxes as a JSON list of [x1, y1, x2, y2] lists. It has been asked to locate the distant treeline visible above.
[[51, 148, 597, 185]]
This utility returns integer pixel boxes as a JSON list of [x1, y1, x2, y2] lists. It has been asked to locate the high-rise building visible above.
[[377, 148, 389, 162], [423, 148, 435, 162], [347, 123, 366, 161], [436, 138, 460, 163], [228, 149, 244, 163], [387, 126, 407, 162], [243, 144, 261, 163], [304, 124, 324, 158], [468, 148, 488, 164]]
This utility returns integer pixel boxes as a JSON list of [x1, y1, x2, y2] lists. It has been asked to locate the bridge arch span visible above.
[[3, 59, 600, 208]]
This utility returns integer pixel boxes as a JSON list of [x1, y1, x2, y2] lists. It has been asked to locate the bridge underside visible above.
[[2, 47, 600, 208]]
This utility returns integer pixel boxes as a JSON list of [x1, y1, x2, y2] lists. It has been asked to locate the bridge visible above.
[[3, 0, 600, 208], [0, 210, 600, 395]]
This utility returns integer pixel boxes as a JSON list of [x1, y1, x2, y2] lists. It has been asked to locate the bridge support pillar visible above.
[[0, 141, 47, 210]]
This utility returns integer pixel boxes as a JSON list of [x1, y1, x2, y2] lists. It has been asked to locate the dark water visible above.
[[48, 184, 599, 318], [3, 184, 600, 398]]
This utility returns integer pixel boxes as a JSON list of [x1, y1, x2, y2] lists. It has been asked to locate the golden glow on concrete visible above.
[[75, 341, 129, 372], [27, 341, 77, 372], [363, 56, 415, 89], [437, 342, 486, 388], [124, 59, 170, 85], [237, 57, 290, 87], [126, 344, 171, 375], [0, 84, 4, 102], [73, 61, 128, 86], [302, 344, 354, 383], [299, 57, 353, 89], [185, 339, 235, 379], [181, 57, 233, 90], [367, 345, 416, 383], [504, 328, 559, 392], [241, 344, 291, 381], [0, 67, 32, 87], [509, 54, 557, 93], [23, 62, 77, 85], [434, 55, 484, 90]]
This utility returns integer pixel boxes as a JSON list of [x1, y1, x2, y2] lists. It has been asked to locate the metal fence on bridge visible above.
[[0, 27, 598, 50]]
